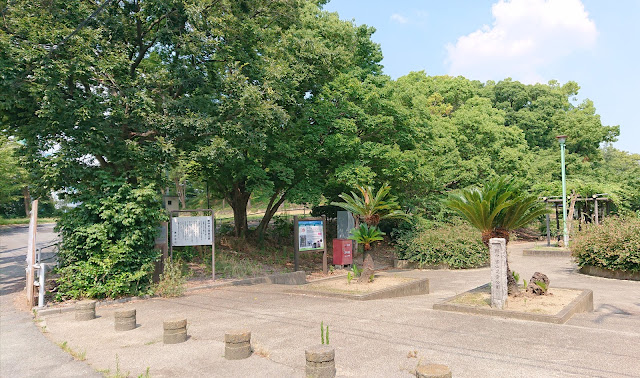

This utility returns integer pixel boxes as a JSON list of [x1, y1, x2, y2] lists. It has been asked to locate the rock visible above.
[[526, 272, 550, 295], [358, 254, 375, 283]]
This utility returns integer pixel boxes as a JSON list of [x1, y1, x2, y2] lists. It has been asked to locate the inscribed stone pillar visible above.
[[489, 238, 507, 309]]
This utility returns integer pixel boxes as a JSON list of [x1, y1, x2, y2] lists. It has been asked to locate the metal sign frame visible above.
[[293, 215, 328, 274], [170, 209, 215, 280]]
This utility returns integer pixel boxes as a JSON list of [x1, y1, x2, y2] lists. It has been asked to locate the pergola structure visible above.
[[540, 194, 612, 244]]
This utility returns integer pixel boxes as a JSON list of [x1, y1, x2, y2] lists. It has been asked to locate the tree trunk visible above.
[[227, 182, 251, 238], [22, 186, 31, 216], [254, 189, 289, 240]]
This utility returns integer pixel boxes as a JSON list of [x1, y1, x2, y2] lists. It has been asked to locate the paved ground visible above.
[[3, 224, 640, 377], [0, 224, 101, 377]]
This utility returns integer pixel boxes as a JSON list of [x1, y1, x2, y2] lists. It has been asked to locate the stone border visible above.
[[579, 265, 640, 281], [522, 248, 571, 257], [394, 259, 489, 270], [35, 271, 307, 317], [433, 284, 593, 324], [289, 274, 429, 301]]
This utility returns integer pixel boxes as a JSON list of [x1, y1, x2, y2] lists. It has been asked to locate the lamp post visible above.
[[556, 135, 569, 247]]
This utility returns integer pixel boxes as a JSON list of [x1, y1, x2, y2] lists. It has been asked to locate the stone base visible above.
[[225, 330, 252, 360], [416, 363, 451, 378], [114, 309, 136, 331], [75, 300, 96, 321], [163, 318, 187, 344], [305, 345, 335, 378]]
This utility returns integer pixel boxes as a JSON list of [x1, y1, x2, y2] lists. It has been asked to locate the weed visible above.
[[351, 263, 362, 278], [347, 272, 353, 284], [368, 274, 375, 283], [215, 252, 262, 279], [512, 271, 520, 284], [137, 367, 151, 378], [535, 281, 548, 292], [153, 259, 187, 298], [320, 321, 329, 345], [57, 341, 86, 361]]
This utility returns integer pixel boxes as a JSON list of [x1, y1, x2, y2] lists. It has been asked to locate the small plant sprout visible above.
[[351, 263, 362, 278], [535, 281, 548, 293], [347, 272, 353, 284], [369, 274, 375, 283], [320, 321, 329, 345], [512, 271, 520, 284], [523, 279, 527, 289]]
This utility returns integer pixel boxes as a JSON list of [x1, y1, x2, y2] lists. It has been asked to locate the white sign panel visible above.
[[171, 216, 213, 246], [298, 220, 324, 251]]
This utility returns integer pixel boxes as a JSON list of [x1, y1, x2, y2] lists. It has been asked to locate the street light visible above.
[[556, 135, 569, 247]]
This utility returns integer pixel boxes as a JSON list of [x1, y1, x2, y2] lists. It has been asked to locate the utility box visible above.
[[332, 239, 353, 267]]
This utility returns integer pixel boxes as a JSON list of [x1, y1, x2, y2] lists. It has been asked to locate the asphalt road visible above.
[[0, 224, 100, 377]]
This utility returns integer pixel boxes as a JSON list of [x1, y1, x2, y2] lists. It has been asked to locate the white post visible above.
[[489, 238, 508, 309], [38, 263, 45, 308]]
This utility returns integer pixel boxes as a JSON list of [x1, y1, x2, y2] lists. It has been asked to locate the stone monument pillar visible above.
[[489, 238, 507, 309]]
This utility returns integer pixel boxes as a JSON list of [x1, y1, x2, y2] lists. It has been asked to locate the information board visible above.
[[298, 220, 324, 251], [171, 216, 213, 246]]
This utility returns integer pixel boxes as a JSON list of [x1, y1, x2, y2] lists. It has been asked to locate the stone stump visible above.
[[224, 330, 252, 360], [305, 344, 335, 378], [163, 318, 187, 344], [526, 272, 550, 295], [75, 300, 96, 321], [416, 363, 452, 378], [114, 309, 136, 331]]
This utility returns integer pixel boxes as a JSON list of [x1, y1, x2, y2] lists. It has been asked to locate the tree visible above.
[[187, 2, 384, 238], [445, 177, 549, 295]]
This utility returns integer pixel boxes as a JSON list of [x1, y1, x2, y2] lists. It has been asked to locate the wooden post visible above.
[[26, 200, 38, 308], [211, 210, 216, 280], [322, 215, 328, 275], [293, 215, 299, 272], [545, 214, 551, 246], [554, 203, 560, 242], [594, 197, 599, 225]]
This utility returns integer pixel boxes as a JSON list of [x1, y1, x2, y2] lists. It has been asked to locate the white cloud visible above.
[[390, 13, 409, 24], [446, 0, 597, 83]]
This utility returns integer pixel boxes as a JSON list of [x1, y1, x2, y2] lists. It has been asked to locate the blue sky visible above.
[[324, 0, 639, 154]]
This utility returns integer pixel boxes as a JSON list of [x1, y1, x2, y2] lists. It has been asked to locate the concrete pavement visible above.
[[0, 224, 101, 377], [35, 241, 640, 377]]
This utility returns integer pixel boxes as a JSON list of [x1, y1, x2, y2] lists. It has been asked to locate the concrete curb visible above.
[[35, 271, 307, 317], [433, 283, 593, 324], [579, 265, 640, 281], [289, 274, 429, 301], [523, 248, 571, 257], [394, 259, 489, 270]]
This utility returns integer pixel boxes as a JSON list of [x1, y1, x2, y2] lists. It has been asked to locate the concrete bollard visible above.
[[163, 318, 187, 344], [305, 345, 335, 378], [224, 330, 252, 360], [416, 363, 452, 378], [114, 309, 136, 331], [75, 300, 96, 321]]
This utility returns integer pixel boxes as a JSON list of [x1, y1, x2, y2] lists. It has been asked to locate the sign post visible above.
[[294, 216, 327, 274], [170, 209, 215, 280]]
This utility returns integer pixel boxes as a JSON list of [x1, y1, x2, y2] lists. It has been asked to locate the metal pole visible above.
[[293, 216, 299, 272], [560, 141, 569, 247], [545, 214, 551, 247]]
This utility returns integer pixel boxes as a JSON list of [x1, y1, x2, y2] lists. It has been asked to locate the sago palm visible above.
[[348, 223, 385, 251], [445, 177, 550, 295], [331, 183, 407, 226]]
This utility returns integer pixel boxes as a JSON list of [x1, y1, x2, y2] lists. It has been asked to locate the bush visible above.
[[154, 259, 188, 297], [55, 184, 166, 299], [395, 219, 488, 269], [572, 216, 640, 273]]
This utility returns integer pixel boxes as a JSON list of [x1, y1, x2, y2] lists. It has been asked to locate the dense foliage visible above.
[[395, 220, 488, 269], [572, 216, 640, 273], [55, 184, 165, 299]]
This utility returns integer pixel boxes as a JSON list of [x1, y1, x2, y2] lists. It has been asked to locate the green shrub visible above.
[[395, 219, 488, 269], [55, 184, 166, 299], [572, 216, 640, 272]]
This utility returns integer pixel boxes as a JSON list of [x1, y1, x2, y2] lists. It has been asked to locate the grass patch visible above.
[[57, 341, 86, 361], [0, 217, 58, 225]]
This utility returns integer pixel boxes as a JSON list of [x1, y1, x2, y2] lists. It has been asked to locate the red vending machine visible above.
[[332, 239, 353, 267]]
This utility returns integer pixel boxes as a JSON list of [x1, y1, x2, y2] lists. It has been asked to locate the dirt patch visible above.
[[302, 274, 413, 295], [451, 287, 582, 315]]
